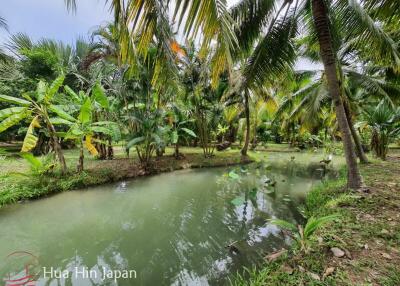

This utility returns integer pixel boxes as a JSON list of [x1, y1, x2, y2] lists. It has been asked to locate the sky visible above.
[[0, 0, 113, 45], [0, 0, 318, 70], [0, 0, 241, 45]]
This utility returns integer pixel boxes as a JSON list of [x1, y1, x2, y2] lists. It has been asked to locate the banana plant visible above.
[[61, 83, 120, 172], [0, 75, 68, 174]]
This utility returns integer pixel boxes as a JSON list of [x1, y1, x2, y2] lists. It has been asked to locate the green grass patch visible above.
[[233, 153, 400, 285]]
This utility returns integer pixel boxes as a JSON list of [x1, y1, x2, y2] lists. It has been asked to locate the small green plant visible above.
[[270, 214, 340, 253], [18, 153, 56, 179], [0, 148, 7, 160]]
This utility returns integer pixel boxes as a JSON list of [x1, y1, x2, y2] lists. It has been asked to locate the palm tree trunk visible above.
[[241, 90, 250, 156], [312, 0, 363, 189], [343, 101, 369, 164], [251, 106, 257, 150]]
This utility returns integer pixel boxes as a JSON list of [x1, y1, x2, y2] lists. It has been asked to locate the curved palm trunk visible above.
[[312, 0, 363, 189], [343, 102, 369, 164], [241, 90, 250, 156]]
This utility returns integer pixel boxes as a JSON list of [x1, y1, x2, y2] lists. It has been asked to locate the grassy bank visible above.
[[0, 144, 344, 209], [0, 147, 252, 208], [235, 150, 400, 285]]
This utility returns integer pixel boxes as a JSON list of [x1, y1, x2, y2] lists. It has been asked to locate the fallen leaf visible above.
[[363, 214, 374, 221], [265, 249, 287, 262], [382, 253, 392, 260], [281, 264, 293, 275], [308, 272, 320, 281], [323, 267, 335, 279], [344, 248, 352, 259], [331, 247, 345, 257]]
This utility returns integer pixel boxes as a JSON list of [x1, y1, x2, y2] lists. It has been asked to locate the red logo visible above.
[[3, 251, 40, 286]]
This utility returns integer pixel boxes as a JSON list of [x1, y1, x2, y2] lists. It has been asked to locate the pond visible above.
[[0, 157, 338, 285]]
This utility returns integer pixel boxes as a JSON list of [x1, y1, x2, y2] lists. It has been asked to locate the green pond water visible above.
[[0, 158, 338, 286]]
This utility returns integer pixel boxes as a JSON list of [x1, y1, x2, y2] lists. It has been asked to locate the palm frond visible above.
[[64, 0, 77, 12], [230, 0, 277, 56], [345, 68, 400, 105], [175, 0, 237, 47], [364, 0, 400, 21], [244, 15, 298, 89], [273, 78, 321, 122], [336, 0, 400, 69], [6, 33, 33, 56], [175, 0, 238, 82], [0, 16, 8, 31], [124, 0, 178, 88], [289, 81, 327, 125]]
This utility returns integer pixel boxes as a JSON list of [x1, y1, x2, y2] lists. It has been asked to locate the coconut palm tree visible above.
[[223, 0, 299, 155], [228, 0, 398, 186], [65, 0, 399, 188], [274, 63, 400, 163], [308, 0, 400, 188]]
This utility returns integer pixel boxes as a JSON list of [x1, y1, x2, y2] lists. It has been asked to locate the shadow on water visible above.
[[0, 155, 338, 285]]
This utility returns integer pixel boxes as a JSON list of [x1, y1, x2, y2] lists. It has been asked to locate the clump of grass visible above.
[[304, 173, 347, 217], [379, 266, 400, 286], [232, 253, 345, 286], [324, 193, 360, 208], [0, 169, 116, 207]]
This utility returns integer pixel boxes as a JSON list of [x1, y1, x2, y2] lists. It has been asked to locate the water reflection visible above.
[[0, 161, 330, 285]]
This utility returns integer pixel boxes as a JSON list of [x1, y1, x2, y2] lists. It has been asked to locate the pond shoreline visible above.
[[236, 153, 400, 285], [0, 152, 253, 209]]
